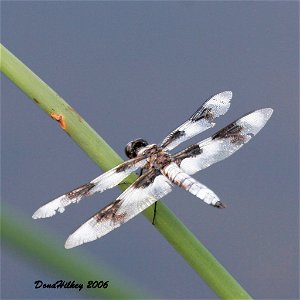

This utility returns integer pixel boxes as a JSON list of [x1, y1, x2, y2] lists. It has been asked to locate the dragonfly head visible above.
[[125, 139, 149, 159]]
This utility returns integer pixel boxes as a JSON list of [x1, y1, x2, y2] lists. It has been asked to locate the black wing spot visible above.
[[66, 183, 95, 199], [116, 160, 135, 173], [115, 164, 127, 173], [191, 108, 214, 122], [133, 169, 159, 189], [212, 123, 246, 144], [161, 130, 185, 148], [95, 199, 125, 222], [174, 144, 202, 165]]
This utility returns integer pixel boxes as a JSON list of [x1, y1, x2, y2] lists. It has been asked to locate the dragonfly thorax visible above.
[[136, 144, 173, 170]]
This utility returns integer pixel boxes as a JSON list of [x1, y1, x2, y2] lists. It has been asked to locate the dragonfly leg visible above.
[[152, 201, 157, 225]]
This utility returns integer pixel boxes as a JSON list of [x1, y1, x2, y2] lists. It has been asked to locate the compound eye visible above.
[[124, 139, 148, 159], [125, 141, 135, 159]]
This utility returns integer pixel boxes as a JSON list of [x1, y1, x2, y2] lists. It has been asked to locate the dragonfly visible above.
[[32, 91, 273, 249]]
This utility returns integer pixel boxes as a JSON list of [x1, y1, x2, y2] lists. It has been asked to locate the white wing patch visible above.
[[64, 173, 173, 249]]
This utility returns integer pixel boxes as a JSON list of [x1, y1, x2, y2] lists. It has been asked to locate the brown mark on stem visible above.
[[50, 112, 67, 130], [33, 98, 40, 104]]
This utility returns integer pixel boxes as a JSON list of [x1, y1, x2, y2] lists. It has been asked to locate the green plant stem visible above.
[[1, 43, 252, 299]]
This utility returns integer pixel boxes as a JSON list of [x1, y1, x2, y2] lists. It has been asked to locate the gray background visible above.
[[1, 2, 299, 299]]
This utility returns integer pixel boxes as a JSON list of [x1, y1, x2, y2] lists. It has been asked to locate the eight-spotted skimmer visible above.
[[33, 91, 273, 249]]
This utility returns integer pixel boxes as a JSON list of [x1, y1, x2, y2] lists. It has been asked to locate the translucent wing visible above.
[[174, 108, 273, 175], [160, 91, 232, 151], [32, 156, 147, 219], [64, 169, 173, 249]]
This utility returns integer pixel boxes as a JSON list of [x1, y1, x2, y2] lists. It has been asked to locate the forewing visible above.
[[175, 108, 273, 175], [160, 91, 232, 151], [32, 156, 147, 219], [64, 170, 173, 249]]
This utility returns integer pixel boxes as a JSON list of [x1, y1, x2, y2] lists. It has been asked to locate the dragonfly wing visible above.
[[32, 156, 147, 219], [64, 169, 173, 249], [174, 108, 273, 175], [160, 91, 232, 151]]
